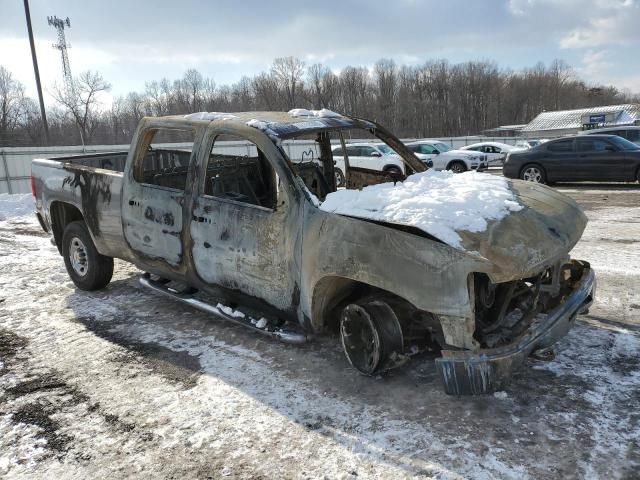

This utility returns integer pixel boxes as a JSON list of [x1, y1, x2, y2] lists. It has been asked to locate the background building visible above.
[[520, 104, 640, 139]]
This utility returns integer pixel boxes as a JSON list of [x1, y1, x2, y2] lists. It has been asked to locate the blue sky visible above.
[[2, 0, 639, 105]]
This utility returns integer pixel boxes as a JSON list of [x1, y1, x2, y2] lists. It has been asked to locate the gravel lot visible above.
[[0, 183, 639, 479]]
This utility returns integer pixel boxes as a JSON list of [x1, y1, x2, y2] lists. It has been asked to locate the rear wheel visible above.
[[62, 221, 113, 291], [340, 299, 406, 375], [448, 161, 467, 173], [335, 168, 345, 188], [520, 164, 546, 184]]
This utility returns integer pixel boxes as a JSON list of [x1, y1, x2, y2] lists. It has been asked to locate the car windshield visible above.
[[610, 136, 640, 151], [434, 142, 451, 152], [376, 144, 393, 155]]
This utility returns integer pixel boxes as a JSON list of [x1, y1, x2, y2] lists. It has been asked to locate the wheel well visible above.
[[50, 202, 84, 253], [383, 164, 402, 172], [310, 276, 419, 333], [446, 160, 466, 169]]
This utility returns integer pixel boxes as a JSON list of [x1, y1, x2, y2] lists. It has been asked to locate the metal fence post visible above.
[[1, 150, 12, 194]]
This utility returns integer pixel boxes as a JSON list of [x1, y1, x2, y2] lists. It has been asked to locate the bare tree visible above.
[[2, 57, 637, 146], [271, 57, 305, 109], [306, 63, 339, 109], [0, 66, 26, 137], [53, 70, 111, 145]]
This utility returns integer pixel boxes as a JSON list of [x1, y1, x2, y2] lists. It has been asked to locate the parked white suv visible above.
[[406, 140, 488, 173], [332, 143, 405, 186]]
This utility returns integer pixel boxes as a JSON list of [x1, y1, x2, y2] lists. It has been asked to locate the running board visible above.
[[139, 275, 308, 344]]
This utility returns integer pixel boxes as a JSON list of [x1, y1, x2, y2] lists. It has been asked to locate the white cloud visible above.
[[0, 36, 117, 101], [580, 49, 613, 77], [559, 1, 639, 49], [508, 0, 537, 15]]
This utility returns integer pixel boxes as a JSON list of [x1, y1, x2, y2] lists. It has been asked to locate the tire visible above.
[[520, 163, 547, 184], [62, 221, 114, 291], [384, 166, 403, 176], [340, 298, 406, 375], [335, 168, 345, 188], [447, 161, 467, 173]]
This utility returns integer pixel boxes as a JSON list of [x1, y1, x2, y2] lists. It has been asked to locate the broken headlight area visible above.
[[473, 260, 587, 349], [436, 260, 594, 395]]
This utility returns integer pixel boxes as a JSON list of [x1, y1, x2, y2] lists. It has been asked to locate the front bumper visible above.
[[435, 262, 595, 395]]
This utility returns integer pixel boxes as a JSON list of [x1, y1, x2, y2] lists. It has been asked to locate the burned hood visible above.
[[319, 172, 586, 280], [456, 181, 587, 279]]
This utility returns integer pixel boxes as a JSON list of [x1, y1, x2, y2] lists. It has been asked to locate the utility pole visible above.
[[23, 0, 50, 145]]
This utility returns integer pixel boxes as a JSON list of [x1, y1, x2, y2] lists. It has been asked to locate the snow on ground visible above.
[[320, 170, 522, 248], [0, 193, 34, 221], [570, 205, 640, 274], [0, 188, 639, 478]]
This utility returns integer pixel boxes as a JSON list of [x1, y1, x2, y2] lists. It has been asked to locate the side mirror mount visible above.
[[605, 146, 616, 152], [432, 149, 440, 155], [370, 151, 382, 157]]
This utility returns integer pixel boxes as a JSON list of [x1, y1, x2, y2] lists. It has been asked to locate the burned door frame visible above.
[[121, 118, 205, 275], [188, 122, 304, 318]]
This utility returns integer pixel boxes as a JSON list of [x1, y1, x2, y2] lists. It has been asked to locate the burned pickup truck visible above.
[[31, 109, 595, 394]]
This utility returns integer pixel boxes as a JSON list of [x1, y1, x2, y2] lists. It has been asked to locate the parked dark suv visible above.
[[503, 134, 640, 183]]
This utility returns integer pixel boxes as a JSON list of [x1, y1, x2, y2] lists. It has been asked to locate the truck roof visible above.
[[164, 110, 375, 140]]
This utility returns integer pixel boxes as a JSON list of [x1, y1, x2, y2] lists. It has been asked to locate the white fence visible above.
[[0, 136, 523, 194]]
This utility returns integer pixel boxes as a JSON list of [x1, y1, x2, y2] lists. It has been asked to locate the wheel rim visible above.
[[340, 304, 381, 375], [522, 167, 542, 183], [335, 169, 344, 187], [69, 237, 89, 276], [451, 163, 464, 173]]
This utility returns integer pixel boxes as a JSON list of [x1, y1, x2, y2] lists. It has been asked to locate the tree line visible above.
[[1, 57, 638, 147]]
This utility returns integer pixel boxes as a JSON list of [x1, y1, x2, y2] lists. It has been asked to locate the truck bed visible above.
[[32, 152, 131, 261]]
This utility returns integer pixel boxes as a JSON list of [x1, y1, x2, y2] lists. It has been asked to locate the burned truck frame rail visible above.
[[31, 110, 595, 395]]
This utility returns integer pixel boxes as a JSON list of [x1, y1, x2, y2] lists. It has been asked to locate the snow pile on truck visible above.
[[320, 170, 523, 249], [0, 194, 34, 221]]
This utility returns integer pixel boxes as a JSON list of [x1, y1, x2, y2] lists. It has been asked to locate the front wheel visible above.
[[448, 161, 467, 173], [520, 164, 547, 184], [62, 221, 114, 291], [340, 299, 406, 375]]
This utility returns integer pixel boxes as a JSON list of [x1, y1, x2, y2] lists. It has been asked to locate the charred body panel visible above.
[[32, 160, 131, 260], [31, 110, 596, 395], [300, 206, 486, 332]]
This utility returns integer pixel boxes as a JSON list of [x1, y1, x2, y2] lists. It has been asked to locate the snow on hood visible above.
[[184, 112, 237, 121], [319, 170, 523, 249], [0, 194, 35, 221]]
